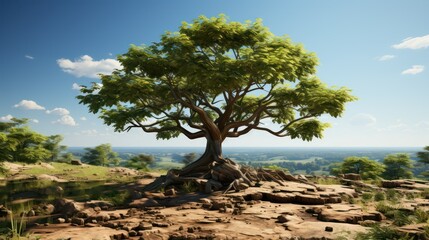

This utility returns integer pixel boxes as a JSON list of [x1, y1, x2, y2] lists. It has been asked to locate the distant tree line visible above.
[[329, 150, 429, 180]]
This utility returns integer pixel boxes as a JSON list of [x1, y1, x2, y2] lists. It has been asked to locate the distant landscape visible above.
[[70, 147, 426, 176]]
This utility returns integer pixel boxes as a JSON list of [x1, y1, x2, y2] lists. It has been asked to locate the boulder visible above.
[[70, 159, 82, 165], [343, 173, 362, 181], [53, 199, 84, 217], [42, 204, 56, 215], [71, 217, 85, 226], [317, 208, 384, 224]]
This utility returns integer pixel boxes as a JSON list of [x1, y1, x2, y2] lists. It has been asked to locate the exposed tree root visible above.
[[142, 157, 310, 194]]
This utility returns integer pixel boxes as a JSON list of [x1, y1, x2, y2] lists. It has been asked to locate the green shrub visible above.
[[181, 181, 198, 193], [393, 210, 412, 226], [414, 208, 429, 223], [374, 191, 386, 201], [361, 192, 373, 201], [386, 189, 400, 202], [421, 189, 429, 199], [316, 177, 341, 185], [376, 202, 396, 216], [355, 224, 413, 240]]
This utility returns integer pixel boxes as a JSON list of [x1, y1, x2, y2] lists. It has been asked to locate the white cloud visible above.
[[32, 119, 39, 123], [14, 100, 45, 110], [393, 34, 429, 49], [377, 120, 409, 132], [25, 55, 34, 60], [0, 114, 13, 122], [57, 55, 122, 78], [377, 55, 395, 61], [46, 107, 70, 115], [80, 117, 87, 121], [72, 83, 83, 90], [53, 115, 77, 126], [402, 65, 424, 75], [350, 113, 377, 127], [80, 129, 98, 136]]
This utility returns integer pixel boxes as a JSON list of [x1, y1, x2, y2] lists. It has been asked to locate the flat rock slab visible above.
[[30, 225, 128, 240]]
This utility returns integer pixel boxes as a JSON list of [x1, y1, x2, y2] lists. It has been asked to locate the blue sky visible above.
[[0, 0, 428, 147]]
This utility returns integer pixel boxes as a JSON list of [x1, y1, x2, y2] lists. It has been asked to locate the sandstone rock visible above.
[[325, 226, 333, 232], [397, 223, 429, 239], [70, 159, 82, 165], [294, 194, 325, 205], [153, 222, 169, 228], [85, 200, 113, 209], [85, 223, 98, 227], [71, 217, 85, 226], [109, 212, 121, 220], [87, 212, 110, 222], [55, 218, 66, 224], [264, 192, 295, 203], [53, 198, 84, 217], [317, 208, 384, 224], [136, 222, 153, 231], [129, 230, 138, 237], [102, 222, 118, 229], [42, 204, 55, 215], [344, 173, 361, 181]]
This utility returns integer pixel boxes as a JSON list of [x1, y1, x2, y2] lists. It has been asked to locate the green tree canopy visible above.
[[126, 154, 154, 170], [78, 15, 356, 188], [81, 143, 120, 166], [0, 118, 52, 163], [340, 156, 385, 180], [43, 135, 67, 161], [417, 146, 429, 164], [383, 153, 413, 180], [182, 152, 198, 165]]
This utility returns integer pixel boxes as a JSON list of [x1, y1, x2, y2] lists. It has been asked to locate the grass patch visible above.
[[355, 225, 413, 240], [315, 177, 341, 185]]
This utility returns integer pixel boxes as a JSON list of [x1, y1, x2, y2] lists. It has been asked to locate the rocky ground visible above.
[[2, 164, 429, 240]]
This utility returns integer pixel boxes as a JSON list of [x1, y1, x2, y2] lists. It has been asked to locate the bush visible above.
[[376, 202, 395, 216], [355, 224, 413, 240], [414, 208, 429, 223], [393, 210, 412, 226], [386, 189, 400, 203], [361, 192, 373, 202], [374, 191, 386, 201]]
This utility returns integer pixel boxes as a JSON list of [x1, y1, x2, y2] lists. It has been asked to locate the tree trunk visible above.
[[179, 137, 223, 178]]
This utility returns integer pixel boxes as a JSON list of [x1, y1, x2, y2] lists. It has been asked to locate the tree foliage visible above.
[[340, 156, 385, 180], [43, 135, 67, 161], [383, 153, 413, 180], [78, 15, 356, 155], [126, 154, 154, 170], [81, 143, 120, 166], [182, 152, 198, 165], [0, 118, 61, 163], [417, 146, 429, 164]]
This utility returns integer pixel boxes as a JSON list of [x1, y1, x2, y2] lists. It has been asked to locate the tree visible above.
[[78, 15, 355, 189], [417, 146, 429, 164], [340, 156, 385, 180], [182, 152, 198, 165], [43, 135, 67, 161], [61, 152, 75, 163], [0, 118, 52, 163], [126, 154, 154, 170], [383, 154, 413, 180], [81, 143, 120, 166]]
